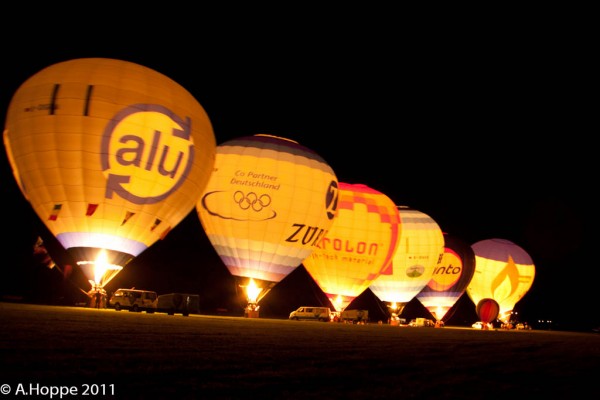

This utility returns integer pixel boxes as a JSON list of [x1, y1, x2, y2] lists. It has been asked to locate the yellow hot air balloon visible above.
[[466, 238, 535, 323], [3, 58, 216, 293], [369, 206, 444, 318], [196, 134, 339, 315], [415, 233, 476, 322], [303, 183, 401, 312]]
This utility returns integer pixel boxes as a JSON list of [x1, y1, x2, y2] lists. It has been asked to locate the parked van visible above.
[[289, 306, 332, 322], [108, 289, 157, 313]]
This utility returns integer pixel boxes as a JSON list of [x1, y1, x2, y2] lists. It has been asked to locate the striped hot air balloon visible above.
[[369, 206, 444, 318], [197, 134, 338, 315]]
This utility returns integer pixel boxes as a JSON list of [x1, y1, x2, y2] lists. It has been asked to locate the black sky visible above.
[[1, 14, 595, 330]]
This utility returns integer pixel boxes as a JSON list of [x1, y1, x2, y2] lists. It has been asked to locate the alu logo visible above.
[[101, 104, 195, 205]]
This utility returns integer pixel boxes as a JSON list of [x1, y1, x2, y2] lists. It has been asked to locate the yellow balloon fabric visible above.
[[303, 182, 401, 311], [197, 134, 339, 287], [466, 238, 536, 323], [4, 58, 216, 286], [415, 233, 476, 322], [369, 206, 444, 314]]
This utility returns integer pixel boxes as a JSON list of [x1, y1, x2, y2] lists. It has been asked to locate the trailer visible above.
[[340, 309, 368, 324], [156, 293, 199, 316]]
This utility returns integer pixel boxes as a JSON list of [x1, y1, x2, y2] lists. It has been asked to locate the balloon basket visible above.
[[244, 303, 260, 318]]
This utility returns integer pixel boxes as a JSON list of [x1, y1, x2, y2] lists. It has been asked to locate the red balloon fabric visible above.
[[476, 298, 500, 323]]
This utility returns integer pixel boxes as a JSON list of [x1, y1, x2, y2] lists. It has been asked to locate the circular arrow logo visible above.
[[101, 104, 195, 204]]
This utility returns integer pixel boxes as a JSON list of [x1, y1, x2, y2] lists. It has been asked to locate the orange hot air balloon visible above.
[[415, 233, 476, 322], [369, 206, 444, 318], [197, 134, 338, 312], [476, 298, 500, 326], [3, 58, 216, 292], [303, 183, 401, 312], [466, 238, 535, 323]]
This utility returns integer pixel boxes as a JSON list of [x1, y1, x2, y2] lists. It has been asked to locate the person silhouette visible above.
[[95, 291, 101, 309]]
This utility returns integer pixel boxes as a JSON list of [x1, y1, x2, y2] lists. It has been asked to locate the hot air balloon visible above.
[[369, 206, 444, 320], [415, 233, 476, 323], [476, 298, 500, 325], [196, 134, 338, 316], [3, 58, 216, 297], [466, 238, 535, 323], [303, 183, 400, 312]]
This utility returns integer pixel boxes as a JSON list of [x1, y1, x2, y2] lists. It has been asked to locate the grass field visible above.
[[1, 302, 598, 399]]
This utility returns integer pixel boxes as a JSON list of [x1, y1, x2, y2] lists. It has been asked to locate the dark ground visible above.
[[1, 302, 598, 399]]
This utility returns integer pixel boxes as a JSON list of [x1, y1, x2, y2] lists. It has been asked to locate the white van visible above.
[[289, 306, 332, 322], [108, 289, 157, 313]]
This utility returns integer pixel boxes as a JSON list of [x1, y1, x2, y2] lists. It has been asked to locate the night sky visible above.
[[1, 15, 595, 331]]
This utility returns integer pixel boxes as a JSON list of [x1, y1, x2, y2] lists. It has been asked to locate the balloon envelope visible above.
[[476, 298, 500, 324], [416, 233, 476, 322], [4, 58, 216, 288], [369, 206, 444, 316], [467, 238, 535, 323], [303, 183, 400, 311], [196, 134, 339, 302]]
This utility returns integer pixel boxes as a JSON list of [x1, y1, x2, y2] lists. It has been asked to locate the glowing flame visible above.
[[334, 295, 343, 311], [94, 250, 110, 284], [435, 306, 446, 321], [246, 278, 262, 304], [77, 249, 123, 289]]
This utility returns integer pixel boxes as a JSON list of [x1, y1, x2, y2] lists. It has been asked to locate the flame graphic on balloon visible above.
[[491, 255, 521, 304]]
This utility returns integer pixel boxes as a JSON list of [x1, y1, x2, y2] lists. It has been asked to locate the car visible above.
[[409, 318, 435, 327], [515, 322, 532, 330], [472, 321, 493, 330]]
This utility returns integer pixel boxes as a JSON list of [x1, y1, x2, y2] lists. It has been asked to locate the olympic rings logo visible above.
[[234, 191, 272, 211]]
